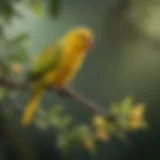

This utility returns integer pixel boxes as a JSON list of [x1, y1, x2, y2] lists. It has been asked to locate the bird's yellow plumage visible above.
[[21, 27, 95, 126]]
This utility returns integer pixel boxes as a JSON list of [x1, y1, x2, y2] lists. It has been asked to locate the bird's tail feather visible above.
[[21, 86, 44, 126]]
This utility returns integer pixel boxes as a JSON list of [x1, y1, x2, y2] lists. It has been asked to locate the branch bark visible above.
[[0, 76, 112, 119]]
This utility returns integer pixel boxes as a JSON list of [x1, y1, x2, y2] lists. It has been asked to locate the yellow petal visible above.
[[130, 104, 144, 120], [96, 129, 109, 142], [83, 137, 93, 150], [92, 115, 105, 129], [29, 1, 43, 17], [129, 119, 141, 129], [10, 63, 22, 74]]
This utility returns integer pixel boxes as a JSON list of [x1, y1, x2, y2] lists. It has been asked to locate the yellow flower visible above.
[[129, 104, 144, 129], [83, 137, 93, 150], [10, 63, 22, 75], [130, 105, 143, 120], [96, 129, 109, 142], [129, 119, 141, 129], [92, 115, 106, 129]]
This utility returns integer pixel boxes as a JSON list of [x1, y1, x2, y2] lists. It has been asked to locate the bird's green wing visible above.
[[28, 44, 62, 81]]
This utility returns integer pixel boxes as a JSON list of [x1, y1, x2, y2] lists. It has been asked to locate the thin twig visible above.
[[57, 87, 107, 114], [0, 76, 113, 119]]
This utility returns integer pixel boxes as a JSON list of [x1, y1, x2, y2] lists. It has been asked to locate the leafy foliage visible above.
[[33, 97, 147, 155], [47, 0, 61, 18], [28, 0, 61, 18], [9, 33, 29, 63], [28, 0, 44, 16], [0, 0, 61, 21], [0, 32, 29, 104], [0, 0, 17, 20]]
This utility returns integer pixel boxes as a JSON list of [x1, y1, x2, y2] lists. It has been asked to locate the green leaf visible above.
[[10, 47, 29, 63], [0, 1, 16, 21], [109, 103, 120, 116], [49, 116, 62, 127], [28, 0, 44, 16], [107, 122, 117, 133], [75, 125, 91, 139], [57, 133, 71, 152], [48, 0, 61, 18], [34, 118, 49, 130], [59, 116, 73, 128], [47, 105, 63, 117], [120, 96, 133, 115], [117, 115, 128, 129], [11, 33, 28, 46]]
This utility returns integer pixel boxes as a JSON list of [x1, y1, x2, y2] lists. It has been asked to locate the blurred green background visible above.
[[1, 0, 160, 160]]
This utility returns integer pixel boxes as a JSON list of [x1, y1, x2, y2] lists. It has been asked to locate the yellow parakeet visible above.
[[21, 27, 95, 126]]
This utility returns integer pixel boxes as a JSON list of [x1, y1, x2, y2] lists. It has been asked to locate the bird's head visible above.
[[60, 27, 95, 52]]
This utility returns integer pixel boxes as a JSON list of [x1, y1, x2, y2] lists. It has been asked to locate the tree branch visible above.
[[0, 76, 113, 119]]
